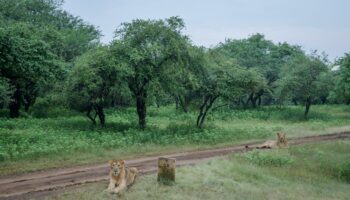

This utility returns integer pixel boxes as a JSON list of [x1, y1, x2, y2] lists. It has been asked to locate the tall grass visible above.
[[0, 105, 349, 164]]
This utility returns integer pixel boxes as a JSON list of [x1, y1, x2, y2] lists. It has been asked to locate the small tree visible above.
[[275, 53, 330, 119], [333, 53, 350, 104], [66, 46, 125, 125], [238, 68, 269, 108], [111, 17, 189, 129], [217, 34, 304, 106], [196, 50, 247, 128], [164, 45, 206, 113], [0, 23, 62, 118]]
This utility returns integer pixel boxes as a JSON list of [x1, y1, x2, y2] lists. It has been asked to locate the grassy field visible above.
[[1, 105, 350, 176], [44, 140, 350, 200]]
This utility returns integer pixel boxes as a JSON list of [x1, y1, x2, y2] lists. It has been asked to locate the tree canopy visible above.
[[0, 0, 100, 118], [0, 3, 347, 129], [275, 53, 330, 119], [331, 54, 350, 104], [111, 17, 190, 128], [66, 46, 126, 125]]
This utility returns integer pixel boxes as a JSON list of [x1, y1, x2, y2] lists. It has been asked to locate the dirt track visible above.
[[1, 132, 350, 199]]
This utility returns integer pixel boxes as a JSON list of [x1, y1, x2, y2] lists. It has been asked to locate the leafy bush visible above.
[[338, 159, 350, 183], [31, 97, 79, 118], [31, 97, 51, 118], [244, 150, 294, 167], [213, 106, 333, 121]]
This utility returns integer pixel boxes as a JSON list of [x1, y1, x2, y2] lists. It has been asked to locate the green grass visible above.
[[1, 105, 350, 176], [45, 140, 350, 200]]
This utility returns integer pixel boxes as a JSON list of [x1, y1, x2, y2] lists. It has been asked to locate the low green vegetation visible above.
[[46, 140, 350, 200], [243, 150, 294, 167], [1, 105, 350, 175]]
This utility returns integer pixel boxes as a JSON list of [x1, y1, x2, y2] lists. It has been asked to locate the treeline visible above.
[[0, 0, 349, 129]]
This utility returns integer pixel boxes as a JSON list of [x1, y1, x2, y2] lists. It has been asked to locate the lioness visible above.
[[257, 132, 288, 149], [107, 160, 138, 194]]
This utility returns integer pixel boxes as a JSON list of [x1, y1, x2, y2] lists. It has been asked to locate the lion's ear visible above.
[[121, 160, 125, 165], [108, 160, 114, 166]]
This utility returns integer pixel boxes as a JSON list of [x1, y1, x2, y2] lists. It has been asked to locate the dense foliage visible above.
[[0, 0, 349, 130], [0, 0, 100, 118], [332, 54, 350, 104]]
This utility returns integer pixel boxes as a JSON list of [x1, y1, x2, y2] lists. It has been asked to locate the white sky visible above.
[[63, 0, 350, 61]]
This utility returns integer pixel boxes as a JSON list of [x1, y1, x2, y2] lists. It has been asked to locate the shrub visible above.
[[31, 97, 51, 118], [244, 150, 294, 167], [338, 159, 350, 183]]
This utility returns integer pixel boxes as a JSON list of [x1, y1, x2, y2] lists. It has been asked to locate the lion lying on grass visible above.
[[257, 132, 288, 149], [107, 160, 138, 194]]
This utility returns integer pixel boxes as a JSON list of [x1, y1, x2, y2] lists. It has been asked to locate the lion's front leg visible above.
[[113, 180, 126, 194], [107, 179, 116, 192]]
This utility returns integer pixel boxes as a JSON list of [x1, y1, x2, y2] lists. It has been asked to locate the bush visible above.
[[31, 97, 78, 118], [244, 150, 294, 167], [0, 152, 8, 162], [338, 159, 350, 183], [31, 97, 51, 118]]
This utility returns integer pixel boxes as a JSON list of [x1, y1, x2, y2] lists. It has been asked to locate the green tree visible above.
[[195, 50, 248, 128], [66, 46, 125, 125], [0, 0, 100, 62], [0, 23, 62, 117], [0, 0, 100, 117], [275, 53, 330, 119], [218, 34, 303, 106], [165, 45, 206, 113], [332, 53, 350, 104], [111, 17, 189, 129]]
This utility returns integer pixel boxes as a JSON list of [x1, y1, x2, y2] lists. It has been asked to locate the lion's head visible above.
[[276, 132, 287, 144], [109, 160, 125, 176]]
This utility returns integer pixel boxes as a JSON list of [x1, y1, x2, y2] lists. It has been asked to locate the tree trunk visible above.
[[196, 96, 209, 128], [245, 93, 252, 108], [96, 105, 105, 126], [250, 95, 257, 108], [292, 98, 298, 105], [196, 95, 219, 129], [179, 96, 189, 113], [24, 102, 30, 112], [174, 96, 179, 110], [23, 91, 36, 112], [304, 98, 311, 120], [86, 105, 97, 125], [9, 85, 21, 118], [257, 95, 262, 106], [136, 91, 147, 129]]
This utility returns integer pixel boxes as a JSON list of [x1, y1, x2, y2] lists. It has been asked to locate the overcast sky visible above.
[[63, 0, 350, 61]]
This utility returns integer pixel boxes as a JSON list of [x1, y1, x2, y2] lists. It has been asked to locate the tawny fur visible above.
[[257, 132, 288, 149], [106, 160, 138, 194]]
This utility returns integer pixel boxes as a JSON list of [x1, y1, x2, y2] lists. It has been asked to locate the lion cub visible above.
[[107, 160, 138, 194], [257, 132, 288, 149]]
